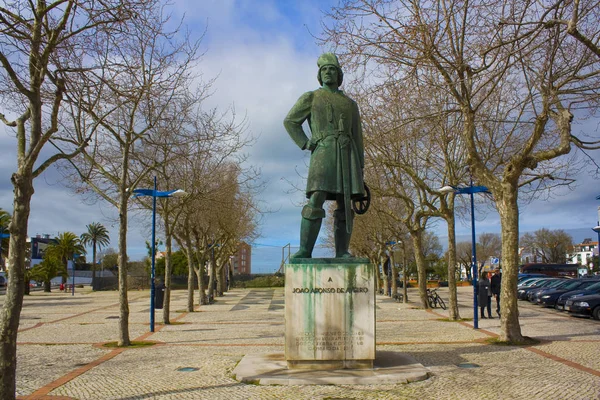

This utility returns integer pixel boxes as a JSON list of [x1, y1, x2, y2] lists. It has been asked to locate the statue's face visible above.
[[320, 65, 338, 86]]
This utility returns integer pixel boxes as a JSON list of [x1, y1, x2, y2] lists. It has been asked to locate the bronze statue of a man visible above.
[[284, 53, 365, 259]]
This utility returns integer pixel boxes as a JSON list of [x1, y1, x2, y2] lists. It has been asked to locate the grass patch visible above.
[[102, 341, 157, 349], [484, 336, 540, 346]]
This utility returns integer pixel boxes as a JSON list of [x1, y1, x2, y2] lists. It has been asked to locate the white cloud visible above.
[[2, 0, 600, 267]]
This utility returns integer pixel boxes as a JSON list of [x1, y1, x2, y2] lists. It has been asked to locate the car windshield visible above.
[[535, 279, 560, 288], [560, 280, 585, 290], [546, 279, 569, 288], [584, 282, 600, 291], [549, 280, 574, 289], [518, 278, 541, 287]]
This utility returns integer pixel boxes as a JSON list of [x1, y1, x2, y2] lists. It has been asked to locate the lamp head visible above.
[[170, 189, 188, 198], [438, 185, 456, 194]]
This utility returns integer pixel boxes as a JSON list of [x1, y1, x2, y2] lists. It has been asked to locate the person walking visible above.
[[478, 271, 493, 319], [491, 268, 501, 317]]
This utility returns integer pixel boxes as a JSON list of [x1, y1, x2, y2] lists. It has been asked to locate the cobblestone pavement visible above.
[[2, 286, 599, 399]]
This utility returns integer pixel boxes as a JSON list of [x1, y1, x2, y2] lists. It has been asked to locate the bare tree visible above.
[[456, 241, 474, 281], [59, 3, 202, 346], [322, 0, 600, 343], [477, 233, 502, 270], [500, 0, 600, 59], [0, 1, 149, 395], [520, 229, 573, 264]]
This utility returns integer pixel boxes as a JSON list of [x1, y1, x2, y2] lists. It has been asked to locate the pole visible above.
[[0, 226, 3, 270], [150, 176, 157, 332], [71, 260, 75, 296], [470, 175, 479, 329]]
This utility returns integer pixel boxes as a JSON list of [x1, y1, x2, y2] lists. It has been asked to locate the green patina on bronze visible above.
[[284, 53, 366, 259]]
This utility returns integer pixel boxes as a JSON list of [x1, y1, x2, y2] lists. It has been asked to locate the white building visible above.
[[567, 238, 598, 270]]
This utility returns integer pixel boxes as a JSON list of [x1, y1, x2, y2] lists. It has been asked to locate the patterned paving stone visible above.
[[3, 286, 599, 399]]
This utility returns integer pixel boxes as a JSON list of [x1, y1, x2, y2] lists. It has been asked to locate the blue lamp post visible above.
[[439, 178, 490, 329], [133, 177, 186, 332]]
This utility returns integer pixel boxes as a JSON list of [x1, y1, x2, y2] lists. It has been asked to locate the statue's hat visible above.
[[317, 53, 341, 69]]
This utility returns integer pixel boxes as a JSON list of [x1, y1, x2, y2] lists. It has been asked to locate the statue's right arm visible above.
[[284, 91, 313, 150]]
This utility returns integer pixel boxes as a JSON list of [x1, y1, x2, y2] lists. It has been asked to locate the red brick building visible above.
[[231, 242, 251, 275]]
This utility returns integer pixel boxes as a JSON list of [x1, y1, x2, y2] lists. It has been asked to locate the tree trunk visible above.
[[446, 204, 461, 320], [381, 252, 389, 296], [117, 192, 131, 346], [207, 256, 216, 300], [465, 263, 472, 281], [91, 240, 97, 290], [218, 262, 227, 294], [390, 251, 398, 298], [372, 251, 381, 293], [497, 186, 525, 342], [0, 172, 33, 399], [401, 242, 408, 304], [402, 262, 408, 304], [195, 266, 207, 305], [162, 226, 172, 325], [183, 237, 195, 312], [411, 230, 429, 309], [44, 280, 51, 292]]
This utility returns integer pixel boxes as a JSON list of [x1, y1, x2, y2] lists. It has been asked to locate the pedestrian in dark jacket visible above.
[[478, 272, 492, 319], [490, 268, 501, 317]]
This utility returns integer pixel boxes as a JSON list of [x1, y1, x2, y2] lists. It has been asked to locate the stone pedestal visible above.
[[285, 258, 375, 370]]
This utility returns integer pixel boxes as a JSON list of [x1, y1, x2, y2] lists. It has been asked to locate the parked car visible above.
[[518, 273, 547, 283], [0, 275, 5, 288], [556, 281, 600, 310], [565, 294, 600, 320], [536, 279, 600, 307], [526, 279, 572, 302], [518, 277, 553, 289], [518, 278, 563, 300]]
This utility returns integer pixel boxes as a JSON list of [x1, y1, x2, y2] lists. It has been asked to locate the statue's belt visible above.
[[313, 130, 351, 143]]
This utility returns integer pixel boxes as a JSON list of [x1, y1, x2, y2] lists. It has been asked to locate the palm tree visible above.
[[29, 253, 67, 292], [80, 223, 110, 288], [48, 232, 86, 284], [0, 208, 10, 270]]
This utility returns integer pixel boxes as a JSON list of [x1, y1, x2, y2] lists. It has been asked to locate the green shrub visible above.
[[233, 275, 284, 288]]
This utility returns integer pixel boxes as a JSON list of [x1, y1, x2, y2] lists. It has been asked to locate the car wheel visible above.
[[593, 306, 600, 321]]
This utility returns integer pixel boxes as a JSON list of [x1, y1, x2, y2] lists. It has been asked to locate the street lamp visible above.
[[133, 177, 187, 332], [439, 179, 490, 329]]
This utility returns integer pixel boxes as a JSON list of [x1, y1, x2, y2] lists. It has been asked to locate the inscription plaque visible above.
[[285, 260, 375, 369]]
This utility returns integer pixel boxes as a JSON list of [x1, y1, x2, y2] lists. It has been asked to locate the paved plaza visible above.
[[3, 285, 600, 399]]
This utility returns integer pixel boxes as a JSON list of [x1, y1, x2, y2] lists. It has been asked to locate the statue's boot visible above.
[[291, 205, 325, 259], [334, 209, 353, 258]]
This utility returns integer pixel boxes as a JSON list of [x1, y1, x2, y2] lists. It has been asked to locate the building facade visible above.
[[567, 238, 598, 269], [231, 242, 251, 275]]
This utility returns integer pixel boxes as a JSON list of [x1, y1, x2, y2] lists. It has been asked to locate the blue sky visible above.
[[1, 0, 600, 274]]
